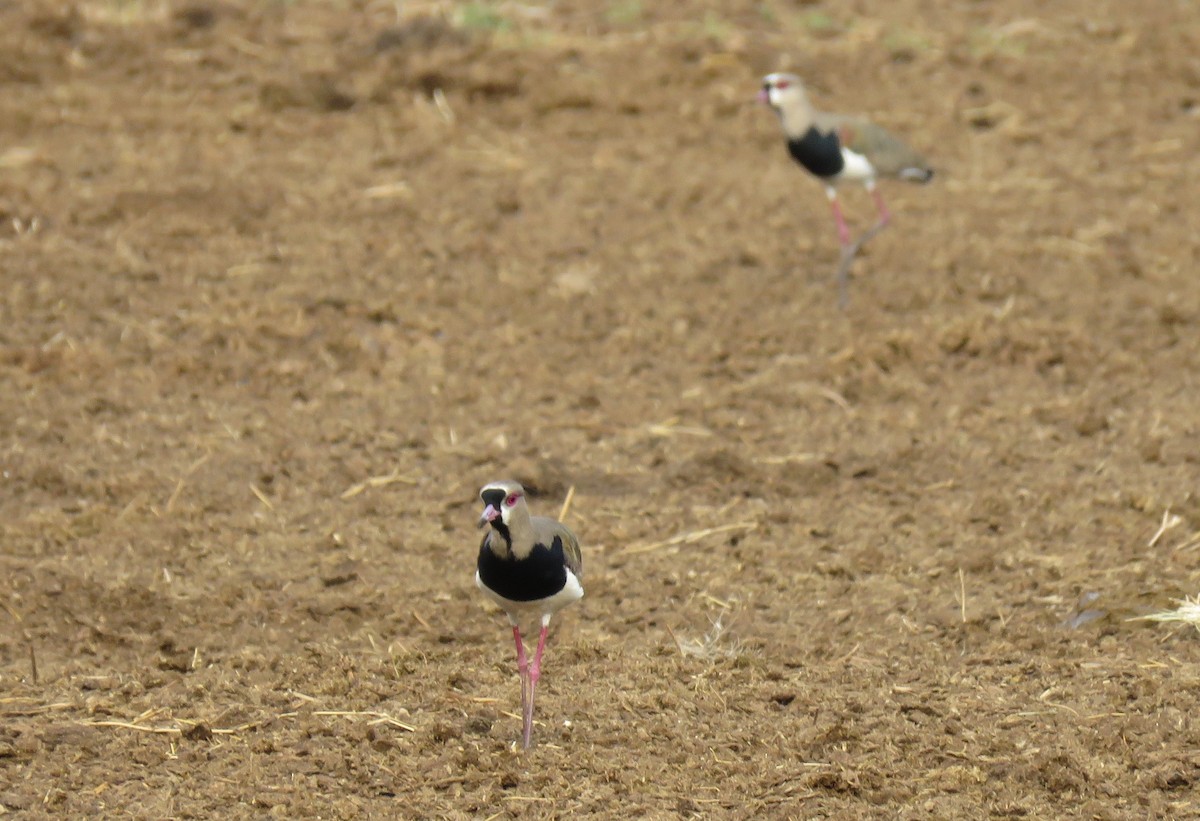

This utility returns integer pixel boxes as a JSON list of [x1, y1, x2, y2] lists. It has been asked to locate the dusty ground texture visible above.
[[2, 0, 1200, 817]]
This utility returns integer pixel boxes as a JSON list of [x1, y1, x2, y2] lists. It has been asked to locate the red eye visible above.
[[775, 80, 790, 90], [505, 494, 519, 507]]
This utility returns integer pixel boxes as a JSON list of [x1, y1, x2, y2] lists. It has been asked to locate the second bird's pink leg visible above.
[[869, 187, 892, 233], [828, 192, 852, 249], [827, 188, 854, 309]]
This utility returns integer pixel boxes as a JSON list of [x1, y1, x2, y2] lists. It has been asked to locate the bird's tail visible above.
[[900, 166, 934, 184]]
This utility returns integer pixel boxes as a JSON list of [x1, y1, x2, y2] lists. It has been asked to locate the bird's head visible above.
[[758, 72, 807, 110], [478, 480, 527, 530]]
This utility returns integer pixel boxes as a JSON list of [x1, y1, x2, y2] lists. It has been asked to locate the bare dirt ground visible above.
[[2, 0, 1200, 817]]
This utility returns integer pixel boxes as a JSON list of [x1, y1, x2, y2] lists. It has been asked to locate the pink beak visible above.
[[756, 88, 770, 104], [478, 503, 500, 528]]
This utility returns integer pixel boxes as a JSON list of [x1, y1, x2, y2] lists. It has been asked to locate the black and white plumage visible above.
[[759, 72, 934, 306], [476, 480, 583, 750]]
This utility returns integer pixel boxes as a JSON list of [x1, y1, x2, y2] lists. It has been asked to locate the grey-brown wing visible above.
[[813, 112, 931, 177], [532, 517, 583, 579]]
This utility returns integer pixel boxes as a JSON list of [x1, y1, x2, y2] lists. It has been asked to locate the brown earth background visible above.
[[2, 0, 1200, 817]]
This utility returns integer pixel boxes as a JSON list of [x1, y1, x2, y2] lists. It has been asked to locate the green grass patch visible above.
[[606, 0, 643, 26], [884, 27, 935, 60], [698, 10, 732, 41], [800, 10, 843, 36], [455, 2, 511, 33], [968, 26, 1029, 58]]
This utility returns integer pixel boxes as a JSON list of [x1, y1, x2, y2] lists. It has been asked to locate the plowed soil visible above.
[[3, 0, 1200, 817]]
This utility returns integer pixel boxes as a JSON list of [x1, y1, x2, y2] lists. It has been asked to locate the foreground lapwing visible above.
[[758, 72, 933, 307], [476, 480, 583, 750]]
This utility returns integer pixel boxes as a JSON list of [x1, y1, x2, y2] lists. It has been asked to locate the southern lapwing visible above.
[[758, 72, 933, 306], [476, 480, 583, 750]]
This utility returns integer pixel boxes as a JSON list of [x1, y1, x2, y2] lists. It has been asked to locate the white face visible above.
[[498, 488, 522, 524], [479, 484, 525, 527], [760, 73, 798, 108]]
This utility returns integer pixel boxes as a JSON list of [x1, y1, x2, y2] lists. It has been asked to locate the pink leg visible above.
[[530, 622, 549, 684], [827, 189, 854, 309], [522, 620, 551, 750], [828, 194, 852, 248], [512, 624, 528, 674], [870, 188, 892, 230], [512, 624, 530, 746]]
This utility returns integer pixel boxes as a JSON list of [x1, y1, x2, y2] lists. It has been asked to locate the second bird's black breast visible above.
[[478, 536, 568, 602], [786, 127, 845, 178]]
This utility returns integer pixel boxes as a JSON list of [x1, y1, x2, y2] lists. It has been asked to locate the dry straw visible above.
[[78, 708, 416, 736], [620, 521, 758, 556], [1129, 596, 1200, 633]]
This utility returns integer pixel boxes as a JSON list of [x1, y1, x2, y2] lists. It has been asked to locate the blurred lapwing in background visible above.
[[759, 72, 933, 307]]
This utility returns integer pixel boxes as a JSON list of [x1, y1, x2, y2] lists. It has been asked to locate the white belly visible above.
[[476, 568, 584, 622], [835, 148, 875, 184]]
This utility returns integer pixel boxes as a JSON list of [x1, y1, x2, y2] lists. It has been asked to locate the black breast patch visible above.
[[478, 535, 569, 602], [786, 127, 845, 178]]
